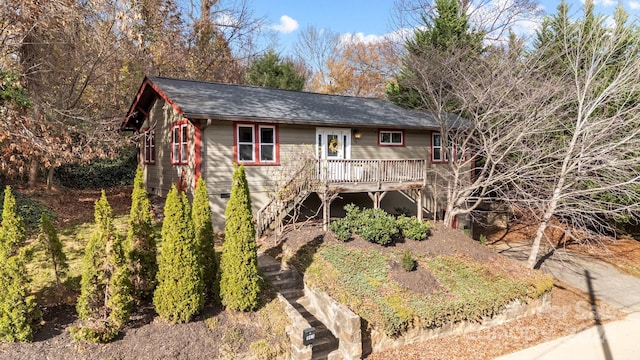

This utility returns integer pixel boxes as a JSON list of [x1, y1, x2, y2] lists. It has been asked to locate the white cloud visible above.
[[271, 15, 299, 34], [584, 0, 616, 6], [215, 12, 240, 28], [341, 28, 413, 45], [630, 1, 640, 10]]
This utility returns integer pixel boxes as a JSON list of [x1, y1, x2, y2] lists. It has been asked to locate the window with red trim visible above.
[[143, 129, 155, 164], [172, 122, 189, 165], [378, 130, 404, 146], [234, 123, 278, 165]]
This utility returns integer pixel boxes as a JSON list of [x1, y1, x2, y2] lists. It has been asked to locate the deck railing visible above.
[[316, 159, 427, 184]]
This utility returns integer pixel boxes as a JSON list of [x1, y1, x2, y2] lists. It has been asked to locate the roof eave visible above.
[[183, 113, 440, 131]]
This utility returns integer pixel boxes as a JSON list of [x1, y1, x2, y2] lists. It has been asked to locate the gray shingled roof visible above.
[[146, 76, 453, 129]]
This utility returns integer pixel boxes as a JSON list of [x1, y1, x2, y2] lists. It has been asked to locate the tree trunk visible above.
[[46, 167, 55, 191], [443, 203, 455, 227], [527, 189, 562, 268], [28, 159, 39, 188]]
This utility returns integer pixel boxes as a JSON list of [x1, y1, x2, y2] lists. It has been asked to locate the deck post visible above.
[[367, 191, 388, 209], [367, 192, 378, 208], [416, 188, 423, 221], [320, 190, 337, 231]]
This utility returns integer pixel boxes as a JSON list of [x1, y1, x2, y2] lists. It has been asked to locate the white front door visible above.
[[316, 128, 351, 181]]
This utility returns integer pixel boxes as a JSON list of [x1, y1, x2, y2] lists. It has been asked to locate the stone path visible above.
[[493, 242, 640, 313]]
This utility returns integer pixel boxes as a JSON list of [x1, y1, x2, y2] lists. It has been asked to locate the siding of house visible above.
[[350, 128, 430, 160], [141, 98, 196, 198], [202, 122, 317, 230]]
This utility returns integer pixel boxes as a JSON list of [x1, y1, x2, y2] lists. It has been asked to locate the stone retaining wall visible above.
[[302, 285, 551, 358], [369, 292, 552, 353], [278, 294, 312, 360], [303, 285, 362, 359]]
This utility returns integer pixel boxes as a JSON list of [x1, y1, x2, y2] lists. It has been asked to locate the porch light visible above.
[[353, 130, 361, 139]]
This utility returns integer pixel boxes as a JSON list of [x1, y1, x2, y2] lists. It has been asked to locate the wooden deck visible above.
[[317, 159, 427, 191], [257, 158, 429, 234]]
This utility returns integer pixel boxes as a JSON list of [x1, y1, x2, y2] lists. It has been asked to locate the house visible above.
[[121, 76, 461, 232]]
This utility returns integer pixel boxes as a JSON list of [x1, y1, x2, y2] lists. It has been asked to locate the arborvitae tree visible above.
[[37, 213, 68, 286], [0, 187, 26, 259], [220, 165, 261, 311], [0, 186, 39, 342], [153, 185, 204, 323], [73, 191, 132, 342], [125, 166, 157, 300], [192, 177, 217, 301]]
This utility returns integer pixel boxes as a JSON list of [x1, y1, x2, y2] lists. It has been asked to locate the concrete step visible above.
[[280, 287, 305, 300], [269, 277, 303, 291], [257, 253, 282, 273], [311, 349, 336, 360], [262, 268, 298, 281], [311, 335, 339, 358]]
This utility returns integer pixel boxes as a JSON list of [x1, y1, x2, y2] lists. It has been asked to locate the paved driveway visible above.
[[493, 242, 640, 313]]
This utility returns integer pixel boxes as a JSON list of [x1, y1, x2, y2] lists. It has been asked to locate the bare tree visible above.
[[516, 8, 640, 268], [390, 0, 542, 43], [405, 44, 562, 229], [293, 25, 341, 91]]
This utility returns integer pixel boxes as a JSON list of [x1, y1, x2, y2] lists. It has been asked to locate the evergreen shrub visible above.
[[219, 165, 262, 311], [192, 177, 217, 301], [0, 186, 40, 342], [153, 185, 204, 323], [397, 215, 431, 241], [73, 191, 132, 342], [125, 167, 157, 300]]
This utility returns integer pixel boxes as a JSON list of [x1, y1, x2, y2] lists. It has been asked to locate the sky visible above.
[[249, 0, 640, 54]]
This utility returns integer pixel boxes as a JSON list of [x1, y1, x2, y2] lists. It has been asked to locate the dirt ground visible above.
[[16, 184, 134, 226]]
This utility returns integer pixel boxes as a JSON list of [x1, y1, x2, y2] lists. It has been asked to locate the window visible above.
[[143, 129, 155, 164], [235, 123, 279, 165], [379, 130, 404, 146], [432, 133, 446, 162], [172, 122, 189, 165], [259, 126, 275, 162], [237, 125, 254, 162], [432, 132, 464, 163]]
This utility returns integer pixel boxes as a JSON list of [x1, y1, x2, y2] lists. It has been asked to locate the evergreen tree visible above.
[[0, 186, 39, 342], [220, 165, 261, 311], [125, 166, 157, 300], [246, 49, 306, 91], [73, 191, 132, 342], [153, 185, 204, 323], [192, 177, 217, 301], [37, 213, 68, 286], [387, 0, 484, 110]]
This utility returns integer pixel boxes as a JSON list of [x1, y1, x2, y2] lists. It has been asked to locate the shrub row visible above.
[[329, 204, 431, 244]]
